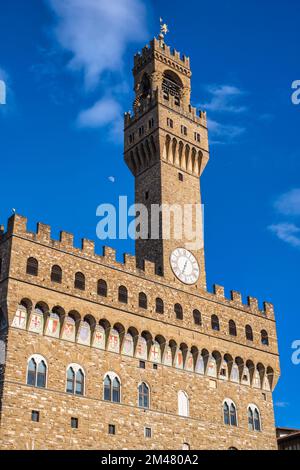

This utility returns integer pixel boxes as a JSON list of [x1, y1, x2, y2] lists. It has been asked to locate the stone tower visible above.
[[0, 30, 280, 451], [124, 36, 209, 288]]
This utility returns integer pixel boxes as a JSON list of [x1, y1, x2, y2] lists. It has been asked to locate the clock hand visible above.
[[182, 260, 188, 274]]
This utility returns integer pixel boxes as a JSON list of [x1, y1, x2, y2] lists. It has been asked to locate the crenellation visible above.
[[102, 246, 116, 263], [231, 291, 242, 305], [213, 284, 225, 298], [123, 253, 137, 272], [264, 302, 275, 320], [247, 296, 260, 314], [59, 231, 74, 249], [36, 223, 51, 242], [81, 239, 95, 256]]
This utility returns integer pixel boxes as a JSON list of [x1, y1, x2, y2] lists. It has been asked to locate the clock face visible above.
[[170, 248, 200, 285]]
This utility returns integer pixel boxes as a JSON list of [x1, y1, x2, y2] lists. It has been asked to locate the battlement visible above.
[[0, 214, 275, 320], [134, 38, 190, 72], [124, 89, 207, 129], [213, 284, 275, 320]]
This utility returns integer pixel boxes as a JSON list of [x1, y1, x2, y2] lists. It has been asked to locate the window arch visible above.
[[66, 364, 85, 396], [26, 257, 38, 276], [193, 309, 202, 326], [27, 355, 47, 388], [261, 330, 269, 346], [139, 292, 148, 310], [248, 404, 261, 431], [211, 314, 220, 331], [74, 272, 85, 291], [118, 286, 128, 304], [103, 372, 121, 403], [97, 279, 107, 297], [229, 320, 237, 337], [178, 390, 189, 417], [138, 382, 150, 409], [51, 265, 62, 284], [174, 303, 183, 320], [155, 298, 164, 314], [245, 325, 253, 341], [223, 399, 237, 427]]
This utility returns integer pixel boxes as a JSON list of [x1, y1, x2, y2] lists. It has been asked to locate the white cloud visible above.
[[275, 401, 289, 408], [0, 68, 8, 106], [274, 189, 300, 216], [207, 118, 245, 144], [78, 96, 123, 140], [45, 0, 148, 89], [268, 223, 300, 248], [201, 84, 247, 113]]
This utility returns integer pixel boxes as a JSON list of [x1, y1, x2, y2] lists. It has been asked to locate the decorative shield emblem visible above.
[[175, 349, 183, 369], [45, 313, 60, 338], [12, 306, 27, 330], [207, 356, 217, 377], [163, 346, 173, 367], [195, 356, 204, 374], [77, 321, 91, 346], [61, 317, 75, 342], [28, 309, 43, 334], [92, 325, 105, 349], [135, 337, 147, 360], [185, 352, 194, 372], [150, 342, 161, 363], [121, 334, 134, 356], [107, 329, 120, 353], [231, 365, 239, 383]]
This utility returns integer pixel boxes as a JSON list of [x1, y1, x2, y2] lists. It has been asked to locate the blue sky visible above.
[[1, 0, 300, 428]]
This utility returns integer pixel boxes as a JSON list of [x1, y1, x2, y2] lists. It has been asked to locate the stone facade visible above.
[[0, 35, 280, 450]]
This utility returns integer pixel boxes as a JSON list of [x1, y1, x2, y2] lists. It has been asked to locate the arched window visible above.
[[261, 330, 269, 346], [51, 265, 62, 284], [193, 309, 202, 326], [104, 375, 111, 401], [27, 355, 47, 388], [112, 377, 121, 403], [229, 320, 237, 337], [75, 369, 85, 395], [139, 292, 147, 310], [118, 286, 128, 304], [66, 364, 84, 396], [74, 272, 85, 291], [97, 279, 107, 297], [174, 303, 183, 320], [178, 390, 189, 417], [155, 298, 164, 314], [248, 405, 261, 432], [103, 373, 121, 403], [26, 257, 38, 276], [245, 325, 253, 341], [223, 399, 237, 427], [230, 403, 237, 426], [254, 409, 261, 431], [211, 314, 220, 331], [138, 382, 150, 409], [162, 70, 182, 106], [223, 402, 230, 425], [67, 367, 75, 394]]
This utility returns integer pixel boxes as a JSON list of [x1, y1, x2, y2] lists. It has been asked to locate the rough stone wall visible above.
[[0, 228, 280, 450]]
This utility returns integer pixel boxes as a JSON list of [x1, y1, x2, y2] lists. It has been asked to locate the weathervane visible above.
[[159, 17, 169, 41]]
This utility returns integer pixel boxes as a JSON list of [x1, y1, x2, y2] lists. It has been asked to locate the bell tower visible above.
[[124, 26, 210, 289]]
